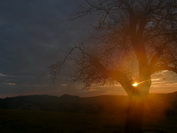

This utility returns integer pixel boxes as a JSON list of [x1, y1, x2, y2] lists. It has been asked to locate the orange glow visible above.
[[132, 82, 138, 87]]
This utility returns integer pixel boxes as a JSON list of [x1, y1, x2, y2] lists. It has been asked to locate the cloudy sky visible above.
[[0, 0, 177, 98]]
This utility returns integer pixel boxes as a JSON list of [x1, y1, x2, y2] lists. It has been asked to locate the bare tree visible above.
[[50, 0, 177, 133]]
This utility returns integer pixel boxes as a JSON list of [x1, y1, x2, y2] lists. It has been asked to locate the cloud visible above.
[[0, 83, 16, 86], [0, 0, 176, 98], [0, 73, 7, 77]]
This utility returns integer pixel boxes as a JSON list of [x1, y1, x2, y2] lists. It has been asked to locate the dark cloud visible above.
[[1, 0, 176, 98], [0, 0, 96, 97]]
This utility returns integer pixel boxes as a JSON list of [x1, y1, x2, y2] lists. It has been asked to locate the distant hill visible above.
[[0, 92, 177, 115]]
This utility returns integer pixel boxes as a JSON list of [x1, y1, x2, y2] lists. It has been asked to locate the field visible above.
[[0, 108, 176, 133]]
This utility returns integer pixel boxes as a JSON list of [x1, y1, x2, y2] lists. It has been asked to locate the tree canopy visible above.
[[51, 0, 177, 96], [50, 1, 177, 132]]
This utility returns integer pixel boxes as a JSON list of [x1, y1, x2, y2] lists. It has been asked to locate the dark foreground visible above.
[[0, 92, 177, 133], [0, 108, 176, 133]]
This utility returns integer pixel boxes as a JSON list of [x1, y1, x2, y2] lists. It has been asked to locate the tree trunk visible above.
[[124, 94, 145, 133]]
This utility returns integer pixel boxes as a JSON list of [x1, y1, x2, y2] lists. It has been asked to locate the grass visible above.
[[0, 109, 125, 133], [0, 109, 176, 133]]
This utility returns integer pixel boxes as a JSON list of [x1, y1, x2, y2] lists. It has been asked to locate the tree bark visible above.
[[124, 94, 145, 133]]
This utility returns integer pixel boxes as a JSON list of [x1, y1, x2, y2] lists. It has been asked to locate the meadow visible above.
[[0, 107, 176, 133], [0, 93, 176, 133]]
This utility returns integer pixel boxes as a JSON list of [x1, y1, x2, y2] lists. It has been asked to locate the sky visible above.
[[0, 0, 177, 98]]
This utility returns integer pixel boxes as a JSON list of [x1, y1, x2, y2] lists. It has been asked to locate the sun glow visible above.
[[132, 82, 138, 87]]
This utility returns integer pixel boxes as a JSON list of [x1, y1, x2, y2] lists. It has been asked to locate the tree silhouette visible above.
[[50, 0, 177, 133]]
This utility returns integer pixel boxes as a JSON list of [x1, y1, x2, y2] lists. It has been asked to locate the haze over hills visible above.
[[0, 92, 176, 115]]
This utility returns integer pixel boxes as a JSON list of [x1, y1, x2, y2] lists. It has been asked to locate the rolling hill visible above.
[[0, 92, 176, 115]]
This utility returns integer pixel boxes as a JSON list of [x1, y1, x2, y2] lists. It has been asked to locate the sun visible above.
[[132, 82, 138, 87]]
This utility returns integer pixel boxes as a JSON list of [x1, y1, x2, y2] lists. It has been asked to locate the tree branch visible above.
[[50, 46, 89, 81], [152, 65, 177, 74], [89, 56, 133, 95]]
